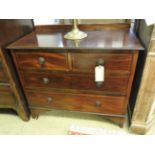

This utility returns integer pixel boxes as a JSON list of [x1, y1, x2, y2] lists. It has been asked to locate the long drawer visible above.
[[27, 91, 126, 115], [20, 71, 129, 95]]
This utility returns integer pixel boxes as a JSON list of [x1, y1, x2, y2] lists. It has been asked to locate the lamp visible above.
[[64, 19, 87, 40]]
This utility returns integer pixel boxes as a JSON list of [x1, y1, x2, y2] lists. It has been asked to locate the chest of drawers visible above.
[[7, 25, 144, 126]]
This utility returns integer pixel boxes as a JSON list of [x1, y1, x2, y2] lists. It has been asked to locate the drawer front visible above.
[[27, 91, 126, 115], [21, 71, 129, 95], [0, 91, 16, 106], [14, 51, 69, 71], [71, 52, 132, 73]]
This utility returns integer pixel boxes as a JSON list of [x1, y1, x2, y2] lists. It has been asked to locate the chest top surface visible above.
[[7, 26, 144, 51]]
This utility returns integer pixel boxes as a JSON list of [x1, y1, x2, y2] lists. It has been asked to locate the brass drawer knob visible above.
[[38, 57, 45, 65], [43, 77, 50, 84], [96, 59, 104, 66], [95, 101, 101, 107], [47, 97, 53, 103]]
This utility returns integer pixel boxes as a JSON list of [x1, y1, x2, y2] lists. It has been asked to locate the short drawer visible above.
[[27, 91, 126, 115], [21, 71, 129, 95], [71, 52, 132, 73], [14, 51, 69, 71]]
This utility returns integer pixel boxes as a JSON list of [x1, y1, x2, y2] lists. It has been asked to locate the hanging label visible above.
[[95, 65, 104, 82]]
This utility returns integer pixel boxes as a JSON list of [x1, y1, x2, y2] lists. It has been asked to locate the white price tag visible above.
[[95, 65, 104, 82]]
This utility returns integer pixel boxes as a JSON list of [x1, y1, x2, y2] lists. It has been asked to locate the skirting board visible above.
[[129, 119, 155, 134]]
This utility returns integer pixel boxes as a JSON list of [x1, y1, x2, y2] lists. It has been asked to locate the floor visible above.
[[0, 109, 154, 135]]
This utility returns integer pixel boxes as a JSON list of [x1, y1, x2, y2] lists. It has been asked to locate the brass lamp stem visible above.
[[73, 19, 78, 29], [64, 19, 87, 40]]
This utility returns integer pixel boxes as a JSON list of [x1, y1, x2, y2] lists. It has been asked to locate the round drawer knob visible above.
[[95, 101, 101, 107], [47, 97, 53, 103], [43, 77, 50, 84], [38, 57, 45, 65], [96, 59, 104, 66]]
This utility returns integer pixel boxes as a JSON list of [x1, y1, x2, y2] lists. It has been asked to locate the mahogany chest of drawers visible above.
[[7, 25, 144, 126]]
